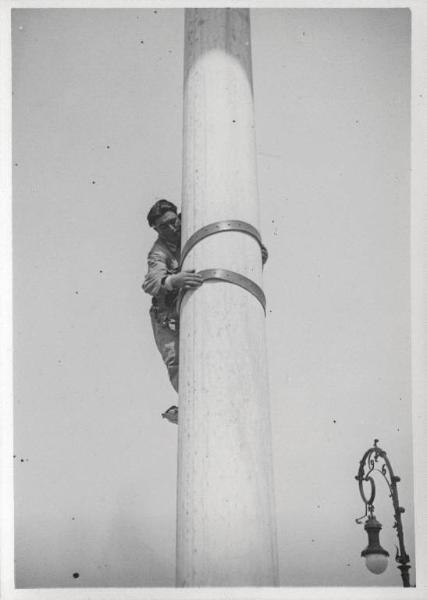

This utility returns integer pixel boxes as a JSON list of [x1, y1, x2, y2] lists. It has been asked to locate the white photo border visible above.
[[1, 1, 426, 599]]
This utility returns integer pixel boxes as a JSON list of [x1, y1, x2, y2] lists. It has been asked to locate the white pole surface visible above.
[[177, 8, 279, 587]]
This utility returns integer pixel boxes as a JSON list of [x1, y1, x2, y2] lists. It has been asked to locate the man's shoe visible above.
[[162, 405, 178, 424]]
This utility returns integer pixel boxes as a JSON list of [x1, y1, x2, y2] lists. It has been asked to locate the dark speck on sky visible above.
[[73, 572, 80, 579], [92, 181, 96, 184]]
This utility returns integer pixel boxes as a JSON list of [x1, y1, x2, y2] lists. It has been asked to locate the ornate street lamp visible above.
[[355, 439, 412, 587]]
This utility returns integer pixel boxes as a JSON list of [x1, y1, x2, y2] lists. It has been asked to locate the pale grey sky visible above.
[[12, 7, 413, 589]]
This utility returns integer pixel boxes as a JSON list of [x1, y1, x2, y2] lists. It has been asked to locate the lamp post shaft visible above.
[[399, 565, 411, 588]]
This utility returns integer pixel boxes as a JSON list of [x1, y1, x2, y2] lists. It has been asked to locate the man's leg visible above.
[[150, 310, 179, 392]]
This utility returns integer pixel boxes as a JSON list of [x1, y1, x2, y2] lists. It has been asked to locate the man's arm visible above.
[[142, 252, 203, 297], [165, 271, 203, 290], [142, 251, 171, 298]]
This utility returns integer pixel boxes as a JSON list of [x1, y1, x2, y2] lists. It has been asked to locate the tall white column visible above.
[[176, 8, 278, 587]]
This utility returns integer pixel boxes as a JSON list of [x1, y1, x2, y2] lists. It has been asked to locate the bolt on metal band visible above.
[[180, 220, 263, 267], [178, 268, 266, 314]]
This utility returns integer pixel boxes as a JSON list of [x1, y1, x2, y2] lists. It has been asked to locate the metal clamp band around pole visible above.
[[178, 268, 266, 314], [180, 220, 263, 267]]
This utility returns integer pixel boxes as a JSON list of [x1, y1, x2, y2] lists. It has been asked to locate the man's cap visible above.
[[147, 199, 178, 227]]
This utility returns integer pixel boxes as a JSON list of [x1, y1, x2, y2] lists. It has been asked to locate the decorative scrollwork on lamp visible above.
[[355, 439, 411, 587]]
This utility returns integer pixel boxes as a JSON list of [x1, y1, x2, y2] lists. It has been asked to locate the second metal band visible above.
[[177, 268, 266, 314]]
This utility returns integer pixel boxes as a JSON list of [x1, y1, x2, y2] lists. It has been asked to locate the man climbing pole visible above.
[[142, 198, 268, 425], [142, 199, 202, 424]]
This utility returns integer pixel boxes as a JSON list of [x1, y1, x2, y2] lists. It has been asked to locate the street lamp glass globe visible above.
[[365, 553, 388, 575]]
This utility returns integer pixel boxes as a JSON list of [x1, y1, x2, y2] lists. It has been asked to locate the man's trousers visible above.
[[150, 309, 179, 392]]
